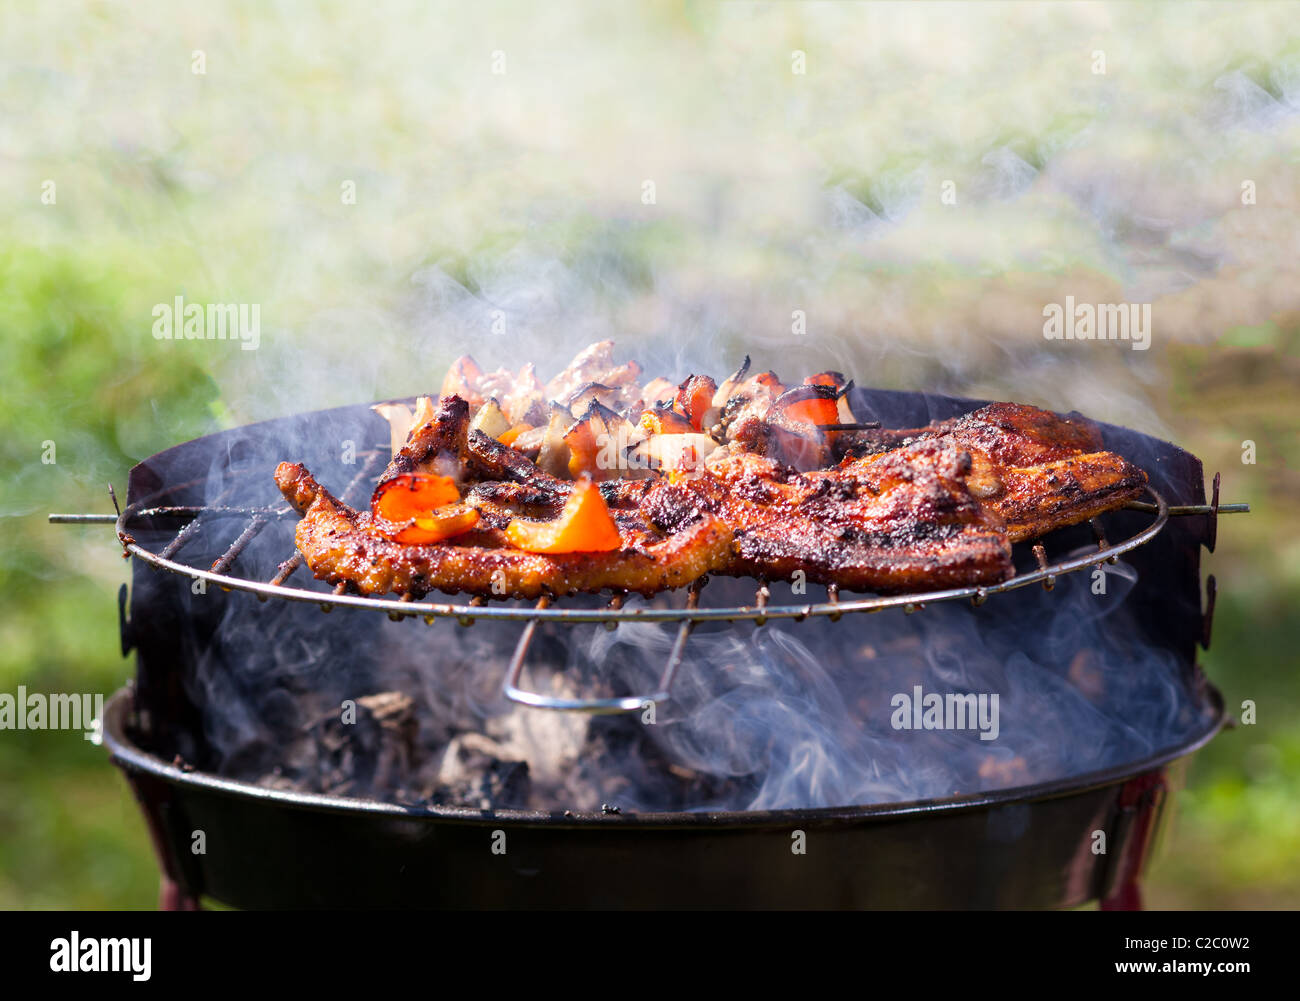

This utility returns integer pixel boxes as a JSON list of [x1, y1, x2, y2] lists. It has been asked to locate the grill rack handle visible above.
[[503, 583, 704, 713]]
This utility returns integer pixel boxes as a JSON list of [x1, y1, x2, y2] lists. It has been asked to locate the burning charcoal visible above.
[[435, 732, 531, 809], [305, 691, 421, 798], [978, 754, 1030, 788], [1068, 649, 1106, 701]]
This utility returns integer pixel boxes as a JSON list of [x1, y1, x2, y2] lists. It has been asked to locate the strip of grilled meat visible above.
[[677, 443, 1013, 592], [839, 402, 1147, 542], [275, 461, 732, 599]]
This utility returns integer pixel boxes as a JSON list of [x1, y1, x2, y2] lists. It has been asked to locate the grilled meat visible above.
[[679, 443, 1013, 592], [381, 394, 662, 517], [277, 345, 1148, 601], [841, 403, 1147, 542], [274, 462, 732, 599], [380, 395, 474, 483], [276, 396, 1015, 597], [277, 445, 1012, 599]]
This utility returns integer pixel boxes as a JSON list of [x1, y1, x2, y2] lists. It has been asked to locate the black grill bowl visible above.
[[104, 388, 1228, 909], [105, 685, 1223, 909]]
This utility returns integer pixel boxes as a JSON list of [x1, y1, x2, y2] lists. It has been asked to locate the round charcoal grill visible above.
[[53, 388, 1245, 909]]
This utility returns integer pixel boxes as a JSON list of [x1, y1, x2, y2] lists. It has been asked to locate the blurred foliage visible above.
[[0, 246, 221, 907], [1147, 584, 1300, 909]]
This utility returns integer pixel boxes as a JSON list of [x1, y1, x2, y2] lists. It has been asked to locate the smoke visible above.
[[100, 2, 1292, 812], [172, 526, 1211, 813], [143, 2, 1296, 443], [156, 387, 1215, 815]]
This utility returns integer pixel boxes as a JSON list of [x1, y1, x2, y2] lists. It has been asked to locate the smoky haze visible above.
[[54, 2, 1283, 811], [66, 3, 1283, 444], [178, 496, 1213, 814], [161, 378, 1216, 814]]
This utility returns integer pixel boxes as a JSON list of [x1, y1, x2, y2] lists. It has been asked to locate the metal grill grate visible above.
[[53, 456, 1247, 713]]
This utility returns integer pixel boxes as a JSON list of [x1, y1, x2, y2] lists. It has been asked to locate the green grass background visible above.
[[1, 1, 1297, 907]]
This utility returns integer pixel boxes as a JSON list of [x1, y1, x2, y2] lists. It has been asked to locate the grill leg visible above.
[[159, 876, 202, 911], [1098, 770, 1164, 911], [1100, 878, 1143, 911]]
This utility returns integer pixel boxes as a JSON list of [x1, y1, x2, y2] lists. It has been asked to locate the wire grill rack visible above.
[[53, 449, 1245, 713]]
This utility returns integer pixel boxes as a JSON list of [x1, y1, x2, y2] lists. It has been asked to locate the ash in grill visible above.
[[158, 561, 1205, 814], [63, 385, 1242, 908]]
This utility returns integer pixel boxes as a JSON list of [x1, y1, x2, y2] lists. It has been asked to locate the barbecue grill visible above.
[[54, 387, 1243, 909]]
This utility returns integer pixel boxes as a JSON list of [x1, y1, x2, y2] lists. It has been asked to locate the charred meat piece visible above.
[[842, 403, 1148, 542], [379, 394, 474, 483], [981, 453, 1146, 543], [274, 462, 732, 599], [718, 375, 876, 471], [676, 442, 1014, 593], [379, 394, 564, 497]]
